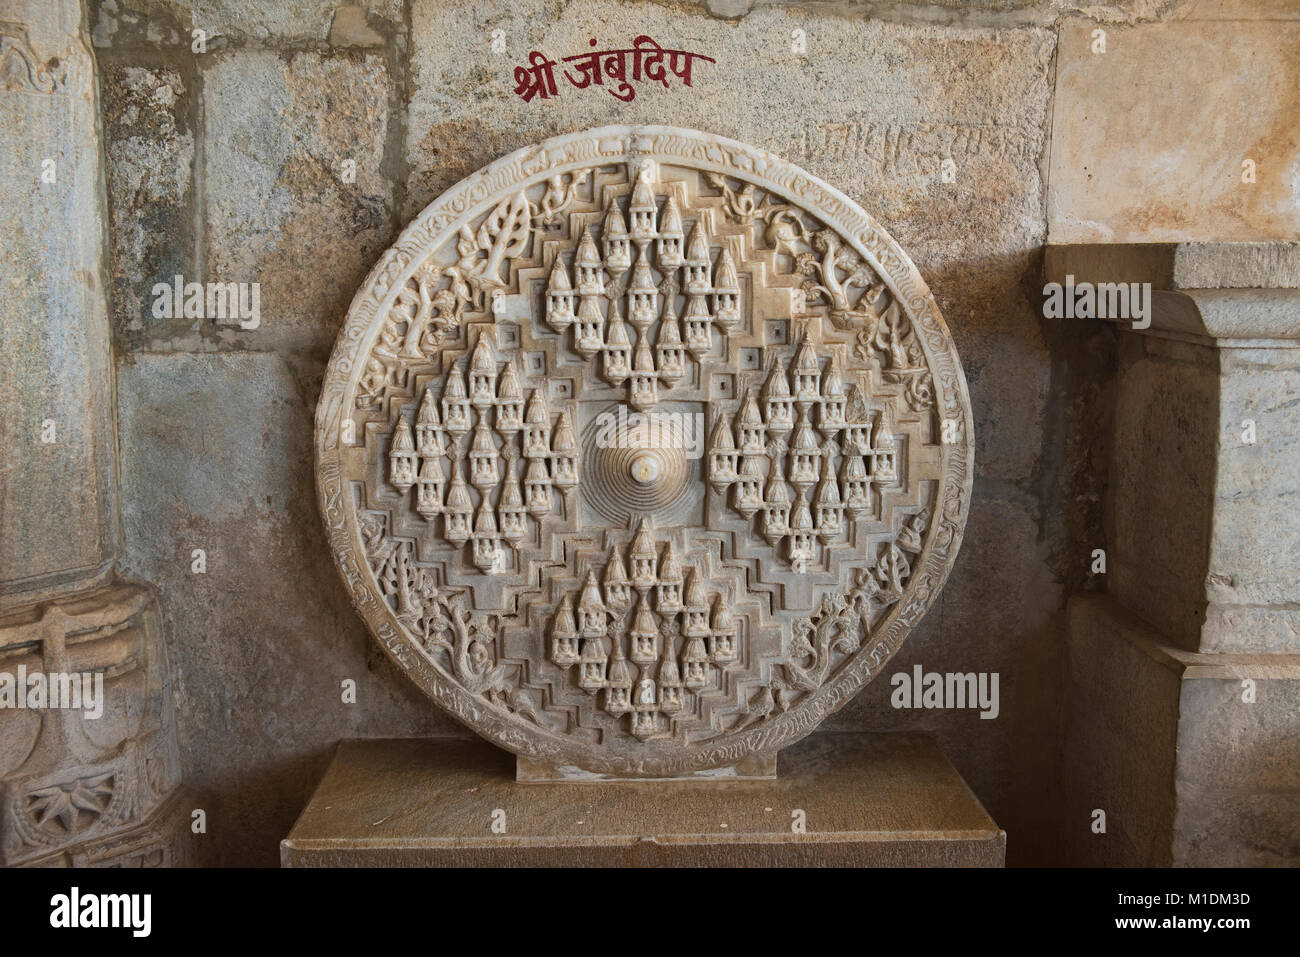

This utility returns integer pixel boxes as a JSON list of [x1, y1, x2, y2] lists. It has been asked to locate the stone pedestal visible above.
[[282, 734, 1005, 867]]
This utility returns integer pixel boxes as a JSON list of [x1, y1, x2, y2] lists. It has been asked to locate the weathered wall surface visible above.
[[88, 0, 1299, 865]]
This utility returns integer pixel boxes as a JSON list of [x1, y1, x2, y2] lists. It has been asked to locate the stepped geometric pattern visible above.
[[316, 126, 973, 777]]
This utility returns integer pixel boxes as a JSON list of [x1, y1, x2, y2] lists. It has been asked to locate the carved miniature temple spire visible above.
[[763, 360, 795, 434], [789, 491, 815, 571], [793, 336, 821, 401], [737, 392, 766, 454], [441, 365, 471, 437], [657, 631, 683, 713], [841, 452, 871, 515], [389, 416, 417, 492], [469, 420, 500, 488], [496, 360, 523, 433], [575, 296, 605, 358], [444, 464, 473, 544], [602, 302, 632, 384], [815, 449, 843, 537], [415, 453, 445, 521], [550, 593, 580, 666], [711, 246, 740, 329], [656, 542, 683, 614], [708, 412, 739, 492], [873, 413, 897, 482], [632, 671, 659, 737], [630, 331, 659, 410], [630, 591, 658, 664], [524, 389, 550, 457], [550, 411, 579, 488], [656, 194, 684, 269], [472, 498, 501, 571], [604, 634, 633, 715], [684, 220, 711, 295], [819, 355, 846, 432], [681, 629, 709, 690], [733, 452, 765, 518], [630, 519, 657, 588], [524, 456, 552, 515], [545, 257, 575, 330], [682, 293, 712, 357], [578, 627, 607, 693], [603, 202, 631, 271], [628, 166, 658, 244], [788, 406, 822, 489], [575, 229, 605, 297], [709, 596, 736, 662], [498, 469, 526, 544], [578, 568, 607, 638], [469, 333, 498, 409], [843, 383, 872, 453], [604, 544, 632, 610], [416, 388, 443, 455], [655, 296, 685, 384], [682, 569, 710, 638], [628, 250, 659, 329], [763, 457, 792, 545]]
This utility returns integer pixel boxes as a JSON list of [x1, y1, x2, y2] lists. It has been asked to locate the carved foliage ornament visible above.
[[316, 126, 973, 776]]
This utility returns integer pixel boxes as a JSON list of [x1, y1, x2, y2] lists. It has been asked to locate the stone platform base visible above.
[[281, 733, 1004, 867]]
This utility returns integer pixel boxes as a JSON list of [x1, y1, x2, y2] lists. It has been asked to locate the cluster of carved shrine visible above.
[[544, 168, 740, 411], [549, 520, 737, 739], [708, 338, 899, 571], [387, 335, 577, 573]]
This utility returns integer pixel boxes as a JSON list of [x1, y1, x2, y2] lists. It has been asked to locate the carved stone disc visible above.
[[316, 126, 973, 777]]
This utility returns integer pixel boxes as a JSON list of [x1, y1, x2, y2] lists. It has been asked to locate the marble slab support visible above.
[[282, 734, 1005, 867]]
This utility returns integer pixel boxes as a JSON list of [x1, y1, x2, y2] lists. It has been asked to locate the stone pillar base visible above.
[[0, 584, 188, 867], [20, 789, 192, 868], [282, 734, 1005, 867], [1063, 594, 1300, 866]]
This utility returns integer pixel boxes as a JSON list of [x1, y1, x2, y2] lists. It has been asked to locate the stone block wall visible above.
[[74, 0, 1300, 864]]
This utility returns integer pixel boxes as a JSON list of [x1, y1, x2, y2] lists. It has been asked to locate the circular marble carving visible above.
[[315, 125, 973, 776]]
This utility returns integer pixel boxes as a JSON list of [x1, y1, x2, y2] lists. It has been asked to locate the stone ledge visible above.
[[1044, 244, 1300, 345], [1046, 242, 1300, 291], [282, 734, 1005, 867]]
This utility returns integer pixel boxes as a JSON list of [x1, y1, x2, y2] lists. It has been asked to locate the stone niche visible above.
[[316, 126, 973, 779]]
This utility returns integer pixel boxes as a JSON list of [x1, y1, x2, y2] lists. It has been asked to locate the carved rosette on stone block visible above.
[[0, 586, 189, 866], [316, 126, 973, 778]]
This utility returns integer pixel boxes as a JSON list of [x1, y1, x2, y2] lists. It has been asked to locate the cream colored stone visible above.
[[1048, 19, 1300, 243]]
